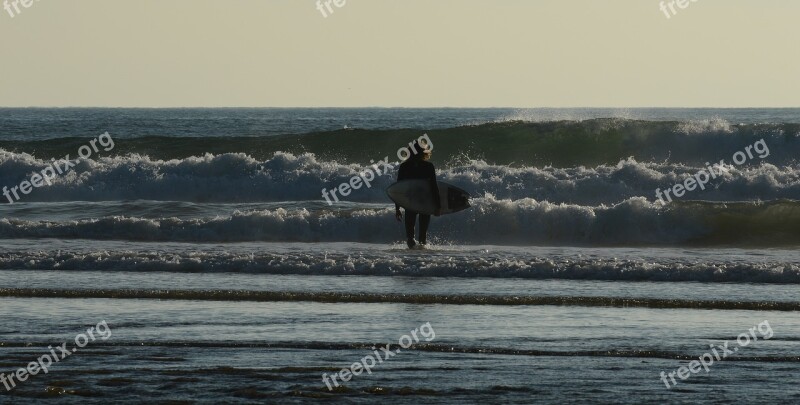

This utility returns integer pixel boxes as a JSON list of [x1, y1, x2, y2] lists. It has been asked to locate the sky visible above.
[[0, 0, 797, 108]]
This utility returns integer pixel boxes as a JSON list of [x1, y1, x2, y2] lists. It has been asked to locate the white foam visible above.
[[1, 151, 798, 205]]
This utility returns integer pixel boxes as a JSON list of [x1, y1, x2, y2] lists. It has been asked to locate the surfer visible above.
[[395, 140, 441, 248]]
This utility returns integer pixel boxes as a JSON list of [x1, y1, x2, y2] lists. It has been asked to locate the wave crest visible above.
[[1, 151, 799, 205]]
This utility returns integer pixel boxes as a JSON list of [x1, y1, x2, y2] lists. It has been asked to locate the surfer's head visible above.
[[410, 140, 431, 160]]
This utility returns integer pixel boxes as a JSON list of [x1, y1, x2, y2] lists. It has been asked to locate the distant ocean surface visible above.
[[1, 108, 799, 403]]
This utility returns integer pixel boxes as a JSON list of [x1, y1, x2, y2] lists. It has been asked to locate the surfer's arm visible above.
[[395, 165, 405, 213], [428, 165, 441, 211]]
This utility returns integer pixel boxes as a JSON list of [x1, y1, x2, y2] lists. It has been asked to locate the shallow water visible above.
[[1, 269, 799, 403]]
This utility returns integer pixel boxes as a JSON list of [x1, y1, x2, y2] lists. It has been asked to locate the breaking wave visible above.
[[0, 151, 799, 205], [2, 119, 799, 167], [2, 198, 800, 247]]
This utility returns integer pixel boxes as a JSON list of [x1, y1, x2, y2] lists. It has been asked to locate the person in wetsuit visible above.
[[395, 140, 441, 248]]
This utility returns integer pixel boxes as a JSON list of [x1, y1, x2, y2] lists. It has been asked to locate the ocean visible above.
[[1, 108, 799, 403]]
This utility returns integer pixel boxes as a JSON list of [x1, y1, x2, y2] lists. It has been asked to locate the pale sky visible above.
[[0, 0, 797, 107]]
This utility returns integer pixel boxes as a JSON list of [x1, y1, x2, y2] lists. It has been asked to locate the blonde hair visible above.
[[408, 141, 431, 161]]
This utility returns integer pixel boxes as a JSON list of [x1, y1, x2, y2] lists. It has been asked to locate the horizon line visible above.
[[2, 106, 800, 109]]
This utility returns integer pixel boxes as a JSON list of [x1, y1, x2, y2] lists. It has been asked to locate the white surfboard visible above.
[[387, 180, 471, 215]]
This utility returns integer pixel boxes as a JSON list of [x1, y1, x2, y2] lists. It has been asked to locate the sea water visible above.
[[1, 108, 799, 403]]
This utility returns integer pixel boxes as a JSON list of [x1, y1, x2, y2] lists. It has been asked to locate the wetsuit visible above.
[[396, 158, 441, 246]]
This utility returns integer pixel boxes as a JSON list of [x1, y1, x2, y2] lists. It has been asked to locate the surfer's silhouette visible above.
[[395, 140, 441, 248]]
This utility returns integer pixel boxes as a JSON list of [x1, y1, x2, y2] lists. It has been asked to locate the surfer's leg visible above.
[[405, 211, 417, 248], [418, 214, 431, 245]]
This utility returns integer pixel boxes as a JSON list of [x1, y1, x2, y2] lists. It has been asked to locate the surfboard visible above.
[[387, 180, 471, 215]]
